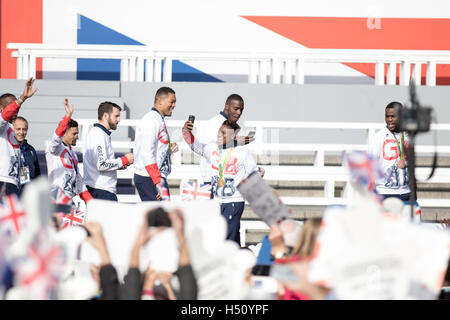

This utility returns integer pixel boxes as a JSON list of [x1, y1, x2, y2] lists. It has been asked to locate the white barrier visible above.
[[8, 43, 450, 86]]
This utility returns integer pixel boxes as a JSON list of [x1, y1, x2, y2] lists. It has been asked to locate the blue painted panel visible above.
[[77, 14, 222, 82]]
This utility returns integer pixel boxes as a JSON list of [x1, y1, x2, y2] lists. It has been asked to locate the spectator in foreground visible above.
[[268, 218, 331, 300], [84, 207, 198, 300]]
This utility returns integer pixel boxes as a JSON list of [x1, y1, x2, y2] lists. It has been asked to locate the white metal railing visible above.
[[8, 43, 450, 86], [73, 119, 450, 169]]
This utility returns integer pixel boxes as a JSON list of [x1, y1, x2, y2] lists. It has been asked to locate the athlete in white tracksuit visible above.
[[0, 78, 37, 196], [367, 102, 411, 201], [45, 99, 93, 204], [198, 111, 228, 184], [83, 102, 133, 201], [183, 120, 259, 245], [197, 94, 255, 192], [133, 87, 178, 201]]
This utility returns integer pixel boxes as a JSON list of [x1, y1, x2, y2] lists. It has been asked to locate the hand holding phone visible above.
[[184, 115, 195, 132], [245, 130, 255, 144]]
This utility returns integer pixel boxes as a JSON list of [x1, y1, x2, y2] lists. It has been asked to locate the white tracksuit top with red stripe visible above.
[[133, 108, 171, 184], [0, 101, 21, 187], [45, 116, 92, 202], [82, 124, 129, 194], [183, 129, 258, 203]]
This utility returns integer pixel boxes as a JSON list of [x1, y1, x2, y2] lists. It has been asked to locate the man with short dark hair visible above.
[[134, 87, 179, 201], [83, 101, 134, 201], [46, 98, 93, 204], [12, 116, 41, 195], [198, 94, 256, 187], [368, 101, 411, 201], [0, 78, 38, 196], [183, 119, 260, 245]]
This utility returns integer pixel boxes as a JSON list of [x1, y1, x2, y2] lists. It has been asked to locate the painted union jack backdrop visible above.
[[180, 181, 212, 201]]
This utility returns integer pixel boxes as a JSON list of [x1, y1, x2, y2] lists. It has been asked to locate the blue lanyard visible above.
[[152, 108, 164, 121], [19, 144, 27, 167], [152, 108, 171, 146], [67, 148, 78, 174]]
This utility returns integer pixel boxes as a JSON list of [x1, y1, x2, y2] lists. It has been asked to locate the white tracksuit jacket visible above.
[[183, 129, 258, 203], [198, 112, 228, 183], [45, 115, 92, 202], [133, 108, 171, 184], [83, 123, 129, 194]]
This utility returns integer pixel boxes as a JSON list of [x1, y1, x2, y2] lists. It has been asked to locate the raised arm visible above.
[[47, 98, 73, 155], [0, 77, 38, 132], [83, 222, 119, 300], [169, 208, 198, 300], [182, 120, 211, 161], [122, 213, 165, 300]]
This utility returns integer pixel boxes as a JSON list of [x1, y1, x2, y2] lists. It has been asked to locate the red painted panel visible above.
[[242, 16, 450, 84], [0, 0, 42, 79]]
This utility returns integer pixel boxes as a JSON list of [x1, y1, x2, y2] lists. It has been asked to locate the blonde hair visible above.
[[291, 218, 322, 257]]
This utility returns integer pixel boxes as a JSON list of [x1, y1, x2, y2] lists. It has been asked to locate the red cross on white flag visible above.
[[0, 194, 25, 236], [16, 231, 66, 300]]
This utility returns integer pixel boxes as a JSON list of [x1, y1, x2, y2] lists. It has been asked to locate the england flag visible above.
[[0, 195, 26, 237], [15, 231, 66, 300]]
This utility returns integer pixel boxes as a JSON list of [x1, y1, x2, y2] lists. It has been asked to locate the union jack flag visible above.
[[0, 194, 25, 237], [15, 231, 66, 300], [180, 181, 212, 201], [157, 180, 171, 201], [60, 208, 85, 229]]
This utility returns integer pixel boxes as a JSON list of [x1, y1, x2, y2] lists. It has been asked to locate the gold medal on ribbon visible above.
[[217, 147, 233, 189]]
